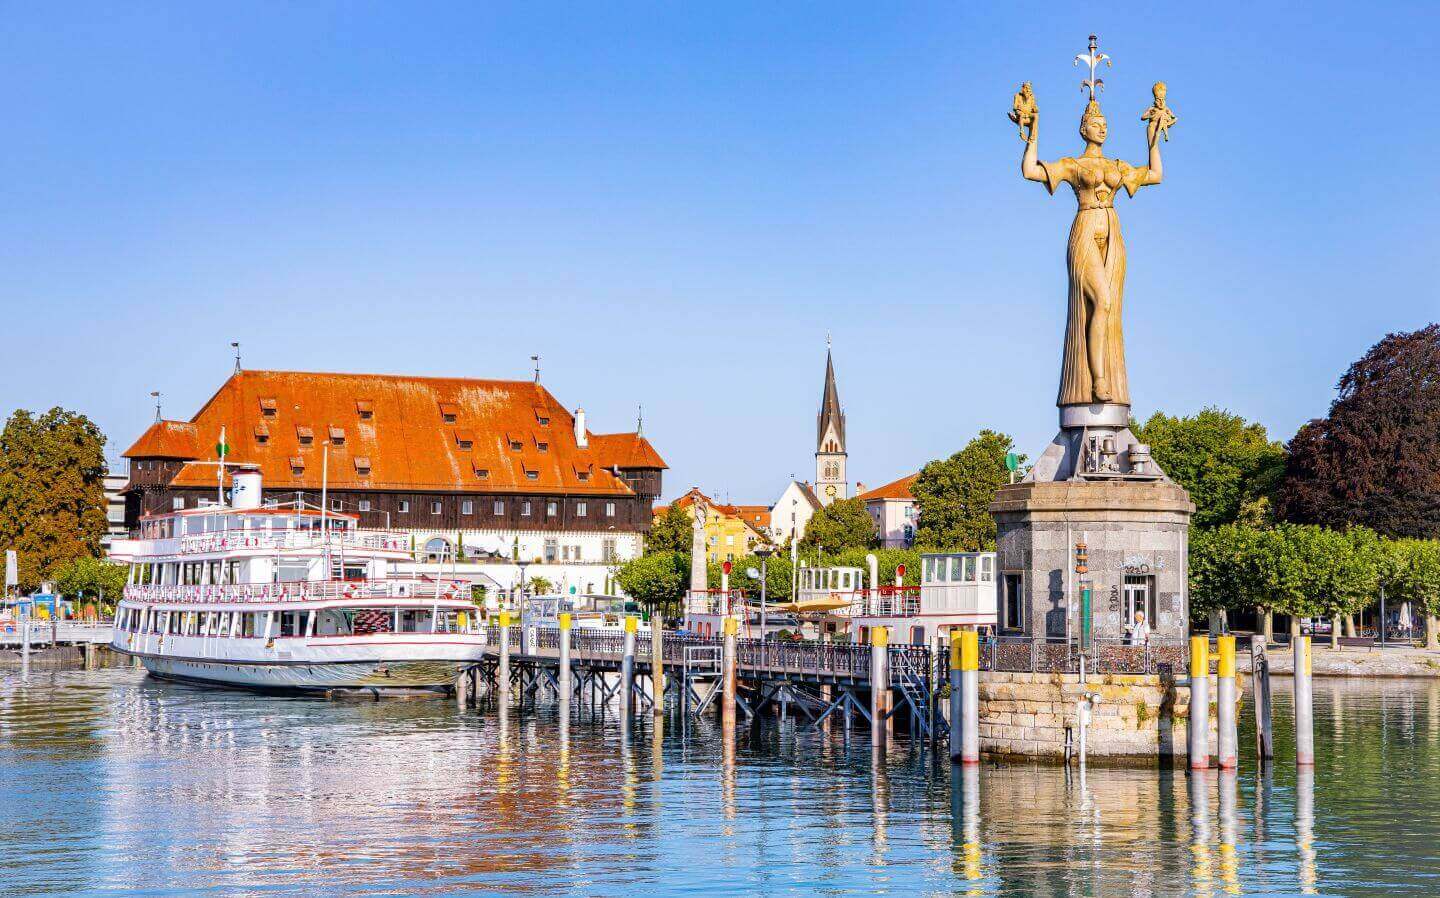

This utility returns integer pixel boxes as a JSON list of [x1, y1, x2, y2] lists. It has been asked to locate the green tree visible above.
[[708, 553, 795, 603], [911, 430, 1019, 551], [1376, 537, 1440, 648], [0, 408, 109, 591], [50, 557, 128, 611], [800, 497, 875, 550], [526, 575, 554, 594], [1133, 407, 1286, 528], [614, 551, 689, 617], [645, 505, 693, 555]]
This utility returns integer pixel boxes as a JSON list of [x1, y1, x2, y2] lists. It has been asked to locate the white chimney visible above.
[[574, 408, 588, 448], [231, 465, 263, 509]]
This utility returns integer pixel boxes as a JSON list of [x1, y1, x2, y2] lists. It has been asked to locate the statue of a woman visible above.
[[1020, 97, 1164, 407]]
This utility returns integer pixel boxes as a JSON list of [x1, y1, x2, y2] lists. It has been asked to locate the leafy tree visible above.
[[1188, 524, 1261, 619], [800, 497, 875, 550], [645, 505, 693, 555], [708, 553, 795, 603], [1376, 537, 1440, 648], [526, 575, 554, 594], [50, 557, 128, 610], [1133, 407, 1286, 528], [0, 408, 109, 591], [1277, 324, 1440, 538], [911, 430, 1020, 551], [614, 551, 689, 618]]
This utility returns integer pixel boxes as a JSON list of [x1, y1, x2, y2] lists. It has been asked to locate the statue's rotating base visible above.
[[990, 403, 1194, 643]]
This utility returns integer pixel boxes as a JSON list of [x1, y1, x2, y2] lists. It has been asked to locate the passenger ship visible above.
[[109, 466, 487, 692]]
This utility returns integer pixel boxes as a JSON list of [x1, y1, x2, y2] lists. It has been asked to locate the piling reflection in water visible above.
[[1217, 768, 1240, 895], [1297, 766, 1318, 894], [949, 764, 983, 888]]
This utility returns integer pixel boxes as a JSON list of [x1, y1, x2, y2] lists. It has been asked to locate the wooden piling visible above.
[[1251, 639, 1274, 760]]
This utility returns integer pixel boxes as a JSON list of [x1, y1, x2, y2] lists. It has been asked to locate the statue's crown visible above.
[[1081, 99, 1105, 124]]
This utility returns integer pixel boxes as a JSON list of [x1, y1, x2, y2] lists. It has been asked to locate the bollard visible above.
[[651, 613, 665, 716], [558, 612, 573, 707], [948, 631, 962, 760], [498, 610, 512, 705], [1188, 635, 1210, 770], [722, 616, 738, 730], [622, 615, 637, 716], [1251, 639, 1274, 760], [455, 665, 470, 707], [870, 627, 889, 749], [958, 630, 980, 765], [1216, 635, 1237, 770], [1294, 635, 1314, 766]]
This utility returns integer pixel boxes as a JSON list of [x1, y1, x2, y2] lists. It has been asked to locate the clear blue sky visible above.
[[2, 3, 1436, 503]]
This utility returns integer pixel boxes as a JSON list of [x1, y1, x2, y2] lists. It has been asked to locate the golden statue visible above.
[[1008, 82, 1037, 140], [1017, 35, 1168, 407], [1141, 81, 1178, 142]]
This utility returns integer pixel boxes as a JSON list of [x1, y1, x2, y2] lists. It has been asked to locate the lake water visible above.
[[3, 666, 1439, 896]]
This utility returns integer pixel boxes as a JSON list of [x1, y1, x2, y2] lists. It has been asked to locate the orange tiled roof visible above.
[[127, 370, 665, 496], [590, 432, 666, 469], [123, 420, 201, 459], [667, 489, 771, 529], [857, 473, 917, 502]]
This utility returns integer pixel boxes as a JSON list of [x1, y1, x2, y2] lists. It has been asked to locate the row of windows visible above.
[[168, 495, 620, 518]]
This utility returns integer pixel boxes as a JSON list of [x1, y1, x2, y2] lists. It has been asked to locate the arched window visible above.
[[423, 537, 453, 563]]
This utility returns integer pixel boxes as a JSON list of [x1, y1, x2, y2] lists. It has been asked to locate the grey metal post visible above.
[[1294, 635, 1314, 766], [558, 612, 572, 706], [622, 615, 637, 716], [870, 627, 888, 749], [1188, 635, 1209, 770], [1216, 635, 1238, 770], [651, 612, 664, 715], [948, 633, 962, 761], [1252, 639, 1274, 760]]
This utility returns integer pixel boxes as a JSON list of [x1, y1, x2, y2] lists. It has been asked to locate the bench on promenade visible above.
[[1336, 636, 1376, 649]]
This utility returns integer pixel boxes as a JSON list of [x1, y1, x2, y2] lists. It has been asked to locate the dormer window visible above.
[[438, 402, 459, 424], [254, 423, 269, 445], [577, 471, 590, 481], [525, 469, 538, 481], [509, 439, 523, 452], [473, 466, 490, 479], [355, 399, 373, 420], [328, 425, 346, 445], [533, 406, 551, 426], [289, 456, 305, 475], [454, 429, 474, 451], [259, 397, 278, 417], [296, 425, 314, 446], [536, 441, 549, 453], [353, 457, 371, 476]]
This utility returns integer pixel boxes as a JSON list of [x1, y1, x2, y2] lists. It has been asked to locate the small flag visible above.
[[216, 426, 230, 459]]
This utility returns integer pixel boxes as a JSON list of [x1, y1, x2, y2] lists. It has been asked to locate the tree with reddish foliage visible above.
[[1276, 324, 1440, 538]]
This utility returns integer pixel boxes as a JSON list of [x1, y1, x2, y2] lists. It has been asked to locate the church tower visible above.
[[815, 343, 847, 505]]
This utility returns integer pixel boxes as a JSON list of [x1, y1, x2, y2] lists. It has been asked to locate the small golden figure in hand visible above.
[[1008, 82, 1038, 141], [1140, 81, 1177, 143]]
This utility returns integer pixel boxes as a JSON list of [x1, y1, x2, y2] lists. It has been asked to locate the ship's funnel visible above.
[[231, 465, 263, 509]]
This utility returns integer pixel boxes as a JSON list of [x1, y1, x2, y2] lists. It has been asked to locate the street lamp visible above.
[[750, 546, 773, 639]]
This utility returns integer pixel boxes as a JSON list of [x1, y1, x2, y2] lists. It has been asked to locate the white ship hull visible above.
[[135, 655, 466, 692]]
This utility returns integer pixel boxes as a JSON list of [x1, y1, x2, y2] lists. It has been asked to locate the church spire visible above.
[[816, 343, 845, 453]]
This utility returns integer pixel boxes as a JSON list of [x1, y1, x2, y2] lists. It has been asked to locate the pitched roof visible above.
[[667, 490, 770, 528], [590, 431, 666, 469], [857, 473, 917, 502], [127, 369, 665, 496], [123, 420, 201, 459], [816, 347, 846, 451]]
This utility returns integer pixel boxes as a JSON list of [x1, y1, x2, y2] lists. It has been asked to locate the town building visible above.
[[102, 467, 129, 553], [857, 473, 919, 548], [768, 344, 850, 542], [121, 369, 665, 600], [768, 480, 822, 545], [665, 488, 771, 563]]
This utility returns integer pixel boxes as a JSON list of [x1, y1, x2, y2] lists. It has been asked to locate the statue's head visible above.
[[1080, 100, 1107, 145], [1152, 81, 1167, 101], [1021, 81, 1033, 96]]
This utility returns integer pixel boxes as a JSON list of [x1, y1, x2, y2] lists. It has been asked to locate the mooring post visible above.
[[1216, 635, 1238, 770], [959, 629, 980, 765], [558, 612, 573, 706], [870, 626, 889, 749], [622, 614, 637, 716], [1251, 639, 1274, 760], [1294, 635, 1314, 766], [1188, 634, 1210, 770], [455, 664, 470, 707], [498, 610, 512, 705], [948, 630, 962, 760], [722, 615, 738, 730], [651, 612, 665, 716]]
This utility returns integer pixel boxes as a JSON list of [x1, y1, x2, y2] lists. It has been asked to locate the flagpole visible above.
[[217, 425, 227, 505]]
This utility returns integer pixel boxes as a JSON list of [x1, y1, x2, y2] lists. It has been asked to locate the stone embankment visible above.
[[1237, 644, 1440, 678], [979, 671, 1226, 763]]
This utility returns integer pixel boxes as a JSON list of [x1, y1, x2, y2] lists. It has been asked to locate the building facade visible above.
[[666, 488, 771, 563], [122, 370, 665, 599], [857, 473, 918, 548]]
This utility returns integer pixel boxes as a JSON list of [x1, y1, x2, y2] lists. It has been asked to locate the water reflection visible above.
[[3, 669, 1440, 895]]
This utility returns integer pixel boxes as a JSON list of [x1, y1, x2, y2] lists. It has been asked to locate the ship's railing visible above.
[[683, 589, 746, 617], [977, 636, 1188, 676], [122, 578, 473, 605], [175, 528, 411, 556], [860, 586, 923, 617]]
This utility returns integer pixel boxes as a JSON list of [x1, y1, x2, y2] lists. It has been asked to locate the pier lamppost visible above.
[[750, 546, 773, 638]]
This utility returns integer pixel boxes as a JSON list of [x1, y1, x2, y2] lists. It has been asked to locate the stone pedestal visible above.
[[991, 479, 1194, 642]]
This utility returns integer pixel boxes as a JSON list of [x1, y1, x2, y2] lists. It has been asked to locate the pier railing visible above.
[[980, 636, 1186, 676]]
